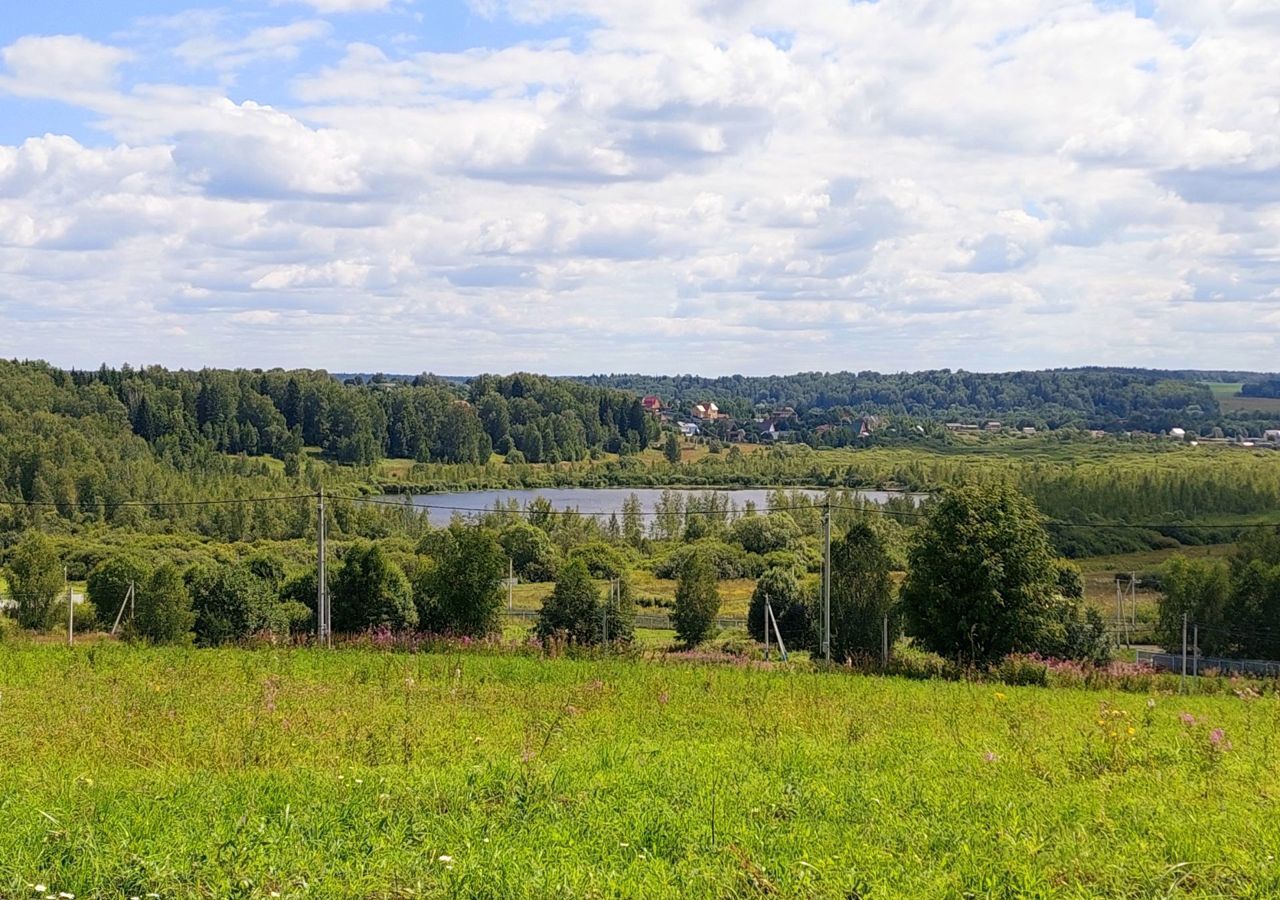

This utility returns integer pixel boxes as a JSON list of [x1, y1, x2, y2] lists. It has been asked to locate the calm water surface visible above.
[[386, 487, 918, 526]]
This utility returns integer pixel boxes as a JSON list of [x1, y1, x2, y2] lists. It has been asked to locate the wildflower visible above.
[[58, 894, 73, 899], [982, 751, 999, 763], [33, 887, 47, 895], [1210, 728, 1225, 746], [1179, 712, 1195, 726], [438, 855, 453, 863], [994, 692, 1006, 701], [1146, 698, 1156, 709], [1127, 727, 1135, 736], [1109, 731, 1117, 738], [657, 691, 669, 705]]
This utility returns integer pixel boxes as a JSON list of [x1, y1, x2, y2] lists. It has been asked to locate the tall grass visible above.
[[0, 644, 1277, 897]]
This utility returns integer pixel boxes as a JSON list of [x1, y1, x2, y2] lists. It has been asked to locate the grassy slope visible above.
[[1, 645, 1276, 898]]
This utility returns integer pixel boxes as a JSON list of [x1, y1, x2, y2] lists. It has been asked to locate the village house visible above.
[[641, 395, 663, 415], [691, 401, 724, 421]]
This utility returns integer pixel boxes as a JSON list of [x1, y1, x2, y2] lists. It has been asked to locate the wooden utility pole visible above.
[[317, 488, 329, 647], [65, 565, 73, 647], [822, 497, 831, 663]]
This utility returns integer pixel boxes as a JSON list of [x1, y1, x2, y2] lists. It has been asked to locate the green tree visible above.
[[535, 558, 601, 644], [663, 432, 681, 464], [134, 563, 195, 644], [602, 575, 636, 646], [331, 541, 417, 633], [5, 532, 63, 629], [1158, 556, 1231, 655], [899, 484, 1063, 665], [672, 552, 720, 646], [87, 554, 151, 630], [747, 566, 811, 650], [188, 562, 308, 645], [498, 522, 560, 582], [822, 523, 898, 662], [416, 526, 505, 636]]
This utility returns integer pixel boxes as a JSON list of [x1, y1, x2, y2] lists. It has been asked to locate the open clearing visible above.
[[1, 645, 1277, 898]]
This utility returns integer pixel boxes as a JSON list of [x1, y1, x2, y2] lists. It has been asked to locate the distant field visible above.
[[1204, 382, 1280, 413]]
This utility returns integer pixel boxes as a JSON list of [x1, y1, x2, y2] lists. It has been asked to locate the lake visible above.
[[381, 487, 919, 526]]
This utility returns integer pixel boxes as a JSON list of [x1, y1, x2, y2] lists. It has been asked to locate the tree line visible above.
[[4, 483, 1107, 668], [578, 368, 1280, 434]]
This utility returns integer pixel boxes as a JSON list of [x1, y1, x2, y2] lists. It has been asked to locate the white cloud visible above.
[[0, 35, 132, 99], [176, 21, 332, 72], [279, 0, 397, 13], [1, 1, 1279, 372]]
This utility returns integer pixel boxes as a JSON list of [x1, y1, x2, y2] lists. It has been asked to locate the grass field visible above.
[[1204, 382, 1280, 414], [1, 645, 1277, 898]]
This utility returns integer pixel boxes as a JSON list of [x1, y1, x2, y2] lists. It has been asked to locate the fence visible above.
[[503, 607, 747, 632], [1135, 649, 1280, 678]]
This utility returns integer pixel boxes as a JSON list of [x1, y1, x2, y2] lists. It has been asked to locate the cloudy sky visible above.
[[1, 1, 1277, 375]]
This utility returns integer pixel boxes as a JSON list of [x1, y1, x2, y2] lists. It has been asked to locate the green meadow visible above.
[[1, 644, 1277, 898]]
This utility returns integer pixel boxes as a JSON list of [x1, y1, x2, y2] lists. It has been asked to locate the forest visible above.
[[578, 367, 1280, 434]]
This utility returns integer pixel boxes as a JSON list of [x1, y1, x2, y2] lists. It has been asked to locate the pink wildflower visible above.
[[1179, 712, 1195, 726], [982, 751, 999, 763]]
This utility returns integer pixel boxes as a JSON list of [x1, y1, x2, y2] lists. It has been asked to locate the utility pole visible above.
[[111, 581, 134, 637], [1181, 613, 1188, 692], [822, 497, 831, 663], [763, 594, 770, 659], [882, 613, 889, 668], [317, 487, 328, 647], [508, 558, 514, 612], [65, 565, 73, 647], [1193, 624, 1199, 677]]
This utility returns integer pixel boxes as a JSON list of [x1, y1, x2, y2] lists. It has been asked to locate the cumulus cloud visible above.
[[0, 35, 132, 99], [0, 0, 1278, 372]]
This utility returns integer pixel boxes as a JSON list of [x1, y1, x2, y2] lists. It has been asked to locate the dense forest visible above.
[[577, 368, 1280, 434]]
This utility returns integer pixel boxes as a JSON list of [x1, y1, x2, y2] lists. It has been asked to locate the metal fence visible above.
[[1135, 649, 1280, 678], [502, 607, 747, 632]]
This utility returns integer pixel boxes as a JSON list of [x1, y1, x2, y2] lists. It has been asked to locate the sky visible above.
[[0, 0, 1277, 376]]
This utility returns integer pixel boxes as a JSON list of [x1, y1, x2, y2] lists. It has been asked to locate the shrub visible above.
[[498, 522, 560, 582], [87, 555, 151, 630], [133, 563, 195, 645], [818, 523, 898, 663], [535, 558, 601, 644], [4, 532, 63, 629], [332, 541, 417, 633], [747, 567, 812, 650], [994, 654, 1050, 687], [672, 552, 720, 647], [415, 525, 505, 636]]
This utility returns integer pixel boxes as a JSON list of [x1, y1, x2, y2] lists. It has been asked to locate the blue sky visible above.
[[1, 0, 1278, 374]]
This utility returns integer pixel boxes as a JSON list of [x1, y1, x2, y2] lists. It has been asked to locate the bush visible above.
[[331, 541, 417, 633], [188, 561, 308, 645], [415, 525, 505, 636], [747, 567, 812, 650], [134, 563, 195, 645], [672, 552, 720, 647], [498, 522, 560, 582], [655, 540, 761, 580], [567, 540, 633, 580], [818, 523, 898, 663], [994, 654, 1050, 687], [535, 558, 601, 644], [87, 555, 151, 630], [4, 531, 63, 629], [728, 514, 799, 555]]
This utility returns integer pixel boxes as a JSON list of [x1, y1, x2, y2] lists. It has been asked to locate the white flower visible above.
[[438, 855, 453, 863], [33, 887, 46, 895]]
